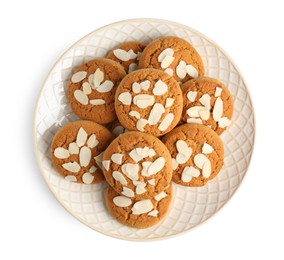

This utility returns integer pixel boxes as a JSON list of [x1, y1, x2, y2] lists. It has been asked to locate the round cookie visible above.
[[181, 77, 234, 135], [67, 58, 126, 124], [102, 131, 173, 199], [51, 120, 114, 184], [162, 123, 224, 187], [106, 41, 146, 73], [139, 36, 204, 84], [115, 68, 183, 137], [105, 184, 173, 229]]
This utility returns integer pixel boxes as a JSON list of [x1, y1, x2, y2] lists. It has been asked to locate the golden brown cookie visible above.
[[106, 41, 146, 73], [139, 36, 204, 84], [105, 184, 173, 229], [162, 123, 224, 187], [67, 58, 126, 124], [51, 120, 114, 184], [181, 77, 234, 135], [102, 131, 173, 199], [115, 68, 183, 137]]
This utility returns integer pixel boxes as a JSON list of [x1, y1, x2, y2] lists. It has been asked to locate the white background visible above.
[[1, 0, 283, 259]]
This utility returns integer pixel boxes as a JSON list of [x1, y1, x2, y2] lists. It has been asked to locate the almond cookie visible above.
[[51, 120, 114, 184], [106, 41, 146, 73], [181, 77, 234, 134], [115, 68, 183, 137], [105, 184, 173, 229], [162, 123, 224, 187], [67, 58, 126, 124], [139, 36, 204, 84], [102, 131, 173, 199]]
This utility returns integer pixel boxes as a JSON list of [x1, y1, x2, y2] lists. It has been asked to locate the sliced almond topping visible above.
[[148, 103, 165, 125], [141, 161, 152, 177], [89, 166, 97, 173], [65, 175, 77, 182], [215, 86, 223, 97], [158, 113, 174, 131], [121, 163, 139, 181], [96, 80, 114, 93], [137, 51, 142, 60], [118, 92, 132, 105], [181, 166, 200, 182], [111, 153, 123, 165], [213, 97, 223, 121], [74, 90, 88, 105], [87, 134, 99, 148], [93, 68, 104, 89], [186, 64, 198, 78], [158, 48, 174, 62], [218, 117, 231, 128], [176, 140, 189, 155], [187, 91, 197, 102], [194, 154, 210, 169], [128, 49, 137, 59], [131, 199, 153, 215], [54, 147, 70, 159], [148, 210, 159, 217], [128, 63, 138, 73], [102, 160, 110, 171], [82, 172, 94, 184], [176, 60, 187, 79], [113, 49, 131, 61], [121, 187, 135, 198], [62, 162, 81, 173], [112, 171, 127, 185], [155, 191, 167, 201], [136, 183, 147, 195], [153, 80, 168, 96], [187, 118, 203, 124], [89, 99, 105, 105], [79, 146, 91, 167], [202, 143, 214, 154], [112, 125, 124, 136], [71, 71, 87, 83], [148, 179, 155, 186], [82, 82, 92, 95], [129, 149, 143, 163], [76, 127, 88, 147], [202, 161, 211, 178], [186, 106, 207, 118], [172, 158, 179, 170], [129, 110, 141, 119], [199, 109, 210, 120], [133, 94, 155, 108], [94, 152, 104, 169], [164, 68, 174, 76], [68, 142, 79, 155], [147, 157, 165, 176], [113, 196, 132, 207], [132, 82, 141, 93], [176, 153, 190, 164], [140, 80, 150, 91], [147, 148, 156, 158], [161, 55, 175, 69], [136, 118, 148, 132], [165, 98, 174, 108], [199, 94, 211, 110]]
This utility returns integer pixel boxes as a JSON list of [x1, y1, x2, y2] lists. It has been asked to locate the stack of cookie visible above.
[[50, 36, 234, 228]]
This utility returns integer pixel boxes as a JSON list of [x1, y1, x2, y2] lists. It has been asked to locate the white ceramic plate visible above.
[[33, 18, 255, 241]]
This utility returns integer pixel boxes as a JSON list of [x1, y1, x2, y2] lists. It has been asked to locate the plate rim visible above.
[[33, 18, 256, 241]]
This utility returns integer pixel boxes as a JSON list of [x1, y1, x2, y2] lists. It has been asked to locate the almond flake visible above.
[[136, 118, 148, 132], [82, 82, 92, 94], [128, 63, 138, 73], [113, 196, 132, 207], [186, 64, 198, 78], [147, 157, 165, 176], [89, 166, 97, 173], [158, 113, 174, 131], [129, 149, 143, 163], [118, 92, 132, 105], [54, 147, 70, 159], [148, 210, 159, 217], [102, 160, 110, 171], [96, 80, 114, 93], [132, 82, 141, 93], [82, 172, 94, 184], [140, 80, 150, 91], [155, 191, 167, 201], [214, 87, 223, 97], [218, 117, 231, 128], [79, 146, 91, 167], [94, 152, 104, 169], [121, 187, 135, 198], [141, 161, 152, 177], [112, 171, 127, 185], [161, 55, 175, 69], [121, 163, 139, 181], [112, 125, 124, 136], [172, 158, 179, 170], [129, 110, 141, 119], [111, 153, 123, 165], [181, 166, 200, 182], [65, 175, 77, 182], [202, 143, 214, 154], [187, 91, 197, 102], [136, 183, 147, 195], [194, 154, 210, 169], [74, 90, 88, 105], [176, 140, 189, 155], [199, 94, 211, 110], [137, 51, 142, 60], [89, 99, 105, 105], [87, 134, 99, 148], [133, 94, 155, 108], [113, 49, 130, 61], [76, 127, 88, 147], [202, 161, 211, 178], [158, 48, 174, 62], [153, 80, 168, 96], [148, 179, 155, 186], [132, 200, 153, 215], [165, 98, 174, 108], [62, 162, 81, 173], [199, 109, 210, 120], [176, 153, 190, 164], [213, 97, 223, 121], [71, 71, 87, 83], [164, 68, 174, 76], [128, 49, 137, 59], [176, 60, 187, 79], [68, 142, 79, 155], [93, 68, 104, 89], [187, 118, 203, 124], [147, 148, 156, 158], [148, 103, 165, 125], [187, 106, 207, 118]]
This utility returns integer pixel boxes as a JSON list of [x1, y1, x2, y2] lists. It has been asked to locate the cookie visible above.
[[162, 123, 224, 187], [106, 119, 127, 137], [67, 58, 126, 124], [106, 41, 146, 73], [102, 131, 173, 199], [51, 120, 114, 184], [115, 68, 183, 136], [181, 77, 234, 134], [139, 36, 204, 84], [105, 184, 173, 229]]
